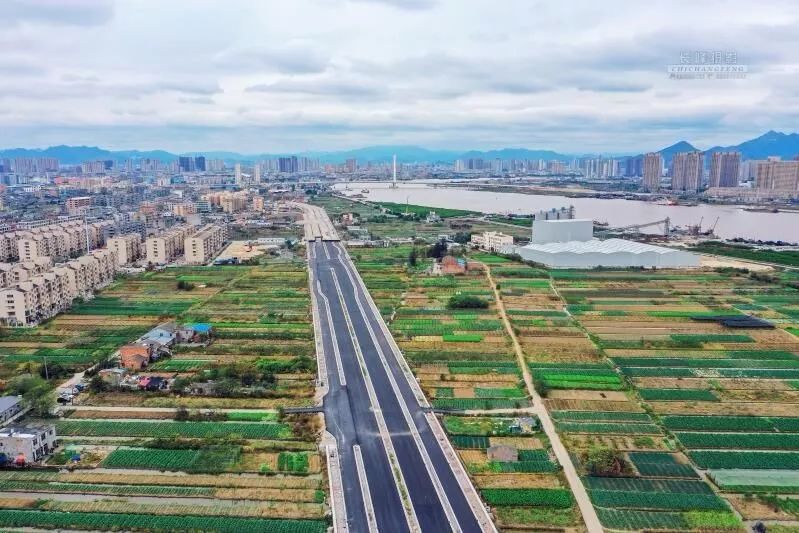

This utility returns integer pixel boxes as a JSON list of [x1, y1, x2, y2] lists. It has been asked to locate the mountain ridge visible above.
[[2, 131, 798, 165]]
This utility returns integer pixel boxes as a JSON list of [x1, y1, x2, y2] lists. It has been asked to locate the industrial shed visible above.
[[510, 219, 699, 269]]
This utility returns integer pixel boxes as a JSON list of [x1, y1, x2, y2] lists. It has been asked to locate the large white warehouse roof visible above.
[[514, 238, 699, 268]]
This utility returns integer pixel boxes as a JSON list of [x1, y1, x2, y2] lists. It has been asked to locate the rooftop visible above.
[[0, 396, 21, 411], [520, 238, 683, 255]]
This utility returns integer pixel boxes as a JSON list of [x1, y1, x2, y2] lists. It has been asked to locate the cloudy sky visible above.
[[3, 0, 799, 154]]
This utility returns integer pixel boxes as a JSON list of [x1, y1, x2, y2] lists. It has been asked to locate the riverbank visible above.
[[333, 182, 799, 242]]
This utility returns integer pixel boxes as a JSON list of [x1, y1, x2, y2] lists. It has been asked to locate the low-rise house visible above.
[[98, 368, 128, 387], [141, 323, 177, 350], [177, 323, 213, 344], [189, 381, 217, 396], [0, 424, 57, 463], [470, 231, 514, 252], [119, 344, 153, 371], [340, 213, 357, 225], [441, 255, 467, 275], [138, 376, 169, 391], [0, 396, 22, 423]]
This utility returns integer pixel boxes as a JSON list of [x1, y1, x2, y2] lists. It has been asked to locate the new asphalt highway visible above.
[[310, 239, 494, 533]]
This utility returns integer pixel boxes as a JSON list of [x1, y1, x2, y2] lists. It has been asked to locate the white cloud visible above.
[[1, 0, 799, 152], [213, 43, 331, 74], [348, 0, 438, 10], [6, 0, 115, 27]]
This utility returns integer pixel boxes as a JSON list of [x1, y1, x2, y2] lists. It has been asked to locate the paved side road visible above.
[[484, 263, 603, 533], [311, 239, 495, 532]]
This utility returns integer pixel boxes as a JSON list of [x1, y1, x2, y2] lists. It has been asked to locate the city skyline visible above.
[[3, 0, 799, 153]]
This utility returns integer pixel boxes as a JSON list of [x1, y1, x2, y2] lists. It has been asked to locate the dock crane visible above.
[[707, 216, 720, 235]]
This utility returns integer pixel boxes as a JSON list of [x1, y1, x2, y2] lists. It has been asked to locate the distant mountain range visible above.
[[649, 131, 799, 166], [2, 130, 798, 166]]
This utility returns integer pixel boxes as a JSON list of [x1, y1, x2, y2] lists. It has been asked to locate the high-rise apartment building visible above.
[[671, 151, 704, 192], [709, 152, 741, 188], [234, 163, 242, 185], [641, 153, 663, 191], [755, 161, 799, 192], [624, 156, 644, 177], [80, 161, 106, 174], [278, 156, 298, 173], [178, 156, 195, 173], [207, 159, 225, 172], [11, 158, 59, 174]]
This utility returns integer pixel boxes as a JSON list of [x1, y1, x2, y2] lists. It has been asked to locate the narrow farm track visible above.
[[482, 262, 603, 533]]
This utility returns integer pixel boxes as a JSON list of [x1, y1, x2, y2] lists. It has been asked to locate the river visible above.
[[333, 182, 799, 242]]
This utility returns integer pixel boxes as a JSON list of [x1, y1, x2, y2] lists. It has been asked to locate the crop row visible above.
[[552, 411, 653, 423], [101, 447, 241, 473], [638, 389, 719, 402], [622, 367, 799, 379], [663, 415, 799, 433], [689, 450, 799, 470], [676, 432, 799, 450], [596, 508, 740, 531], [583, 477, 712, 495], [56, 420, 292, 440], [589, 490, 727, 511], [555, 422, 660, 435], [627, 452, 698, 479], [481, 488, 572, 507], [0, 510, 327, 533], [432, 398, 529, 410]]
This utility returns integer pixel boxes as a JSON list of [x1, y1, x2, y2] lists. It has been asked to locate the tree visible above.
[[447, 295, 489, 309], [39, 361, 69, 380], [171, 376, 190, 394], [583, 445, 628, 476], [88, 375, 108, 394], [9, 376, 55, 417], [408, 248, 418, 267], [427, 239, 448, 260], [176, 280, 195, 291], [453, 232, 472, 244]]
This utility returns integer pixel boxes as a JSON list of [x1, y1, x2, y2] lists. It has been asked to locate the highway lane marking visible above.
[[316, 279, 348, 388], [336, 245, 498, 533], [336, 258, 462, 533], [353, 444, 379, 533], [307, 243, 329, 393], [329, 267, 421, 533]]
